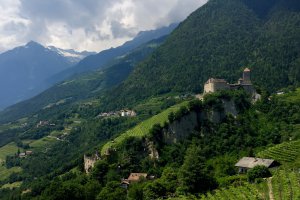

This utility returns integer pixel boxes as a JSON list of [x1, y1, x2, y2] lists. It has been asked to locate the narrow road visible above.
[[267, 177, 274, 200]]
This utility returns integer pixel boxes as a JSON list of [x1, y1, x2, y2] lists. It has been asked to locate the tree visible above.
[[127, 183, 144, 200], [247, 165, 271, 183], [177, 143, 216, 195], [85, 180, 102, 200], [96, 181, 126, 200], [91, 160, 109, 185], [143, 181, 166, 200]]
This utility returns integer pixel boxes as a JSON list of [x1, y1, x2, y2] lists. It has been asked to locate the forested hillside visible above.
[[101, 0, 300, 109]]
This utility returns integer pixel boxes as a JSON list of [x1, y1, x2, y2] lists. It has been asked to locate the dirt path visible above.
[[267, 177, 275, 200]]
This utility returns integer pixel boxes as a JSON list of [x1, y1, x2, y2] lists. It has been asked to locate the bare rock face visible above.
[[162, 99, 238, 145], [163, 111, 199, 144]]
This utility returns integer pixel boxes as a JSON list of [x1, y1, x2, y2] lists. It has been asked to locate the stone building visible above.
[[204, 78, 230, 93], [203, 68, 258, 99]]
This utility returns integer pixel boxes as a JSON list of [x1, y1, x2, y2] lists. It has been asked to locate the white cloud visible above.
[[0, 0, 208, 53]]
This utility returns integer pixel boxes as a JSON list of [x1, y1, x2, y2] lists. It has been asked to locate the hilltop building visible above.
[[203, 68, 258, 99]]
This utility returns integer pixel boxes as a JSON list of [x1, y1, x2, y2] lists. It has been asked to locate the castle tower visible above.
[[243, 68, 251, 84]]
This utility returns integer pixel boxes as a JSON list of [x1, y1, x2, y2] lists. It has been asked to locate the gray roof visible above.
[[235, 157, 275, 169]]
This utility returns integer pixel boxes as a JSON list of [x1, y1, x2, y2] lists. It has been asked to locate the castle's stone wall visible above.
[[204, 79, 230, 93]]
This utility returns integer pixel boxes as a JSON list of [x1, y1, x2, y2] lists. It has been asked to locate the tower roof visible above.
[[244, 68, 251, 72]]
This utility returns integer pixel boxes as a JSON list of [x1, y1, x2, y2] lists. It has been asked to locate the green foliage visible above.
[[96, 181, 127, 200], [177, 143, 216, 195], [247, 165, 271, 183], [127, 183, 144, 200], [143, 181, 167, 200], [91, 160, 109, 185]]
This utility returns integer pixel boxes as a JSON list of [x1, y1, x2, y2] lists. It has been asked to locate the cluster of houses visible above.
[[19, 150, 33, 158], [97, 109, 137, 118], [36, 120, 56, 128]]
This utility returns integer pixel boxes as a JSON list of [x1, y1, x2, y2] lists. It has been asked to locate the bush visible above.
[[247, 165, 271, 183]]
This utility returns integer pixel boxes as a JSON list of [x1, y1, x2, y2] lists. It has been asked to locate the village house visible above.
[[19, 150, 33, 158], [19, 153, 26, 158], [235, 157, 277, 173]]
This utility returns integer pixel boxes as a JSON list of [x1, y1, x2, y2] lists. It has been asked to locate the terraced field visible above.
[[0, 166, 22, 182], [257, 140, 300, 163], [1, 181, 22, 189], [199, 170, 300, 200], [199, 182, 267, 200], [101, 101, 188, 155], [0, 143, 23, 182], [28, 137, 57, 149], [0, 143, 20, 162], [272, 170, 300, 200]]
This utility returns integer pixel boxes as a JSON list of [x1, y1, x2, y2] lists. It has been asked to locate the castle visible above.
[[204, 68, 257, 98]]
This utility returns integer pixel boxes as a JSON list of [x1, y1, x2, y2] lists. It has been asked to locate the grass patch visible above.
[[278, 88, 300, 103], [0, 143, 20, 162], [1, 181, 22, 189], [29, 137, 57, 149], [0, 165, 22, 181]]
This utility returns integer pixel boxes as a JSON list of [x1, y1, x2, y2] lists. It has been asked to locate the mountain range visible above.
[[0, 41, 93, 110], [0, 23, 178, 111]]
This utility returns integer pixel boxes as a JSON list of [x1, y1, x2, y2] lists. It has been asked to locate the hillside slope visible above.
[[101, 0, 300, 109]]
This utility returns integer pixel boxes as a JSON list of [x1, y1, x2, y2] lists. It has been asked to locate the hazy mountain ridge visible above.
[[49, 23, 179, 84], [0, 41, 96, 110], [0, 37, 167, 123], [47, 46, 96, 64]]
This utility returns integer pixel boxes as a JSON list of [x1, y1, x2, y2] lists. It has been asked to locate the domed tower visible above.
[[243, 68, 251, 84]]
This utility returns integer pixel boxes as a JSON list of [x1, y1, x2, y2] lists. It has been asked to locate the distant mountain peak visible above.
[[47, 46, 96, 64], [25, 41, 44, 48]]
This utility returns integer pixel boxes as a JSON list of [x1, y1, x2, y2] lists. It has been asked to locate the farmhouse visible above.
[[235, 157, 277, 173]]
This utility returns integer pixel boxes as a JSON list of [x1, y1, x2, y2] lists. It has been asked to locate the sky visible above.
[[0, 0, 208, 53]]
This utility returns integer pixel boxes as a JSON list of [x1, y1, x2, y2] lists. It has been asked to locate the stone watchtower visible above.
[[243, 68, 251, 84]]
